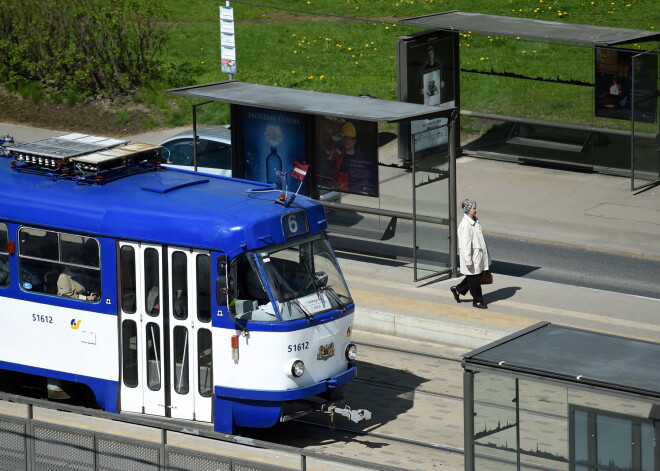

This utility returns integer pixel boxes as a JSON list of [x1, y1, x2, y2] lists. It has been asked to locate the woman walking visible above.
[[450, 198, 490, 309]]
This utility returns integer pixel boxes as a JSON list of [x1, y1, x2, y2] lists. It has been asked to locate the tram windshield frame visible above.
[[230, 234, 352, 322]]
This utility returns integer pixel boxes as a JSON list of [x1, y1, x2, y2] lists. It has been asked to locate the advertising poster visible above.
[[241, 107, 308, 195], [397, 31, 457, 159], [315, 116, 379, 197], [595, 47, 657, 123]]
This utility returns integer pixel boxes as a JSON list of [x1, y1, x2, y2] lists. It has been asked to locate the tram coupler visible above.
[[321, 403, 372, 424]]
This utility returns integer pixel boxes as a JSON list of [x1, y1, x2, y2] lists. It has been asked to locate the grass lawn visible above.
[[150, 0, 657, 134]]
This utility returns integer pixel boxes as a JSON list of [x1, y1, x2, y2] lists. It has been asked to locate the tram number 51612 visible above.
[[288, 342, 309, 352], [33, 314, 53, 324]]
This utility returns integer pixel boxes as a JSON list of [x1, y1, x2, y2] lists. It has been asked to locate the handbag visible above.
[[480, 270, 493, 285]]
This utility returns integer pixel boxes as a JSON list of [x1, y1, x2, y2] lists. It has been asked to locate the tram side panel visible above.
[[0, 235, 119, 411]]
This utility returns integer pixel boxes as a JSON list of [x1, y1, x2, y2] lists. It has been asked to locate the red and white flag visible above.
[[290, 161, 309, 181]]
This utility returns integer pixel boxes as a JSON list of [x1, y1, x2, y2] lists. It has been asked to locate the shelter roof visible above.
[[401, 10, 660, 46], [463, 322, 660, 399], [167, 81, 454, 123]]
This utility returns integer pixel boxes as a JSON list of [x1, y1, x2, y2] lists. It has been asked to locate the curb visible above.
[[353, 307, 513, 350]]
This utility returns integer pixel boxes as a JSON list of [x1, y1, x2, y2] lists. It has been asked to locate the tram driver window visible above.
[[0, 223, 9, 288], [18, 227, 101, 302], [231, 253, 275, 322]]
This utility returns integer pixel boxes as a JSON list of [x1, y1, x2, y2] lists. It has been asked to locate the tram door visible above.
[[119, 243, 166, 417], [167, 246, 213, 422], [119, 243, 213, 422]]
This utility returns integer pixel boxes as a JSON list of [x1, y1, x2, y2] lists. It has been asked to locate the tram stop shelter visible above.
[[400, 11, 660, 191], [463, 322, 660, 471], [167, 81, 458, 281]]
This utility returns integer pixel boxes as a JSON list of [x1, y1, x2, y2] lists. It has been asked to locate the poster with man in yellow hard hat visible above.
[[315, 116, 378, 197]]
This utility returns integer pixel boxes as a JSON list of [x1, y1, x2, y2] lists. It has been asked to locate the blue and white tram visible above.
[[0, 134, 360, 434]]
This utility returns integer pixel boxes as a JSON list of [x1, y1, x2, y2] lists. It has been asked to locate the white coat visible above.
[[458, 214, 490, 276]]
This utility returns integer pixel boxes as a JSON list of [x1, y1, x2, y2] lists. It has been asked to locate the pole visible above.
[[449, 108, 458, 277]]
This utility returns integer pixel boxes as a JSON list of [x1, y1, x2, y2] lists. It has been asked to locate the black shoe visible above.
[[473, 302, 488, 309], [450, 286, 461, 303]]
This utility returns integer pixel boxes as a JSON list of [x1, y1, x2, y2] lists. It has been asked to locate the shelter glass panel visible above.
[[473, 371, 518, 470], [631, 51, 660, 190], [518, 380, 569, 470], [412, 135, 450, 280]]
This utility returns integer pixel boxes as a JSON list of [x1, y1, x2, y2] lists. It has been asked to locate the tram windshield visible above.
[[231, 236, 352, 322]]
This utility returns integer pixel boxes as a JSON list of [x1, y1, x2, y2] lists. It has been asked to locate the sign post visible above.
[[220, 2, 237, 78]]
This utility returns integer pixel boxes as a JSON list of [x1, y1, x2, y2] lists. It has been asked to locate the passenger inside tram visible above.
[[57, 253, 100, 302]]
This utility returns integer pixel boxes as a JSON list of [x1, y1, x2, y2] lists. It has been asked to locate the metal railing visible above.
[[0, 392, 408, 471]]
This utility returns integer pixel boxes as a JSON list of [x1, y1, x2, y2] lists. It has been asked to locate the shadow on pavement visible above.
[[242, 360, 427, 447], [485, 286, 522, 304]]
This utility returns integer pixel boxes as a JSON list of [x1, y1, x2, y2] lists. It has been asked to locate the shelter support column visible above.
[[463, 368, 475, 471], [449, 109, 458, 277]]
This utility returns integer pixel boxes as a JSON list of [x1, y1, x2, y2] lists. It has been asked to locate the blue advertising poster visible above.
[[242, 107, 308, 195]]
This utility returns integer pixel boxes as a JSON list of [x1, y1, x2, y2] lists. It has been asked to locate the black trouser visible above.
[[456, 274, 483, 304]]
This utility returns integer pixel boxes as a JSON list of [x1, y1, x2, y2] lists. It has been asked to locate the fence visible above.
[[0, 393, 402, 471]]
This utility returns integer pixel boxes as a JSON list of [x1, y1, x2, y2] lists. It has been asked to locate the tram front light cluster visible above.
[[291, 360, 305, 377], [345, 343, 357, 361]]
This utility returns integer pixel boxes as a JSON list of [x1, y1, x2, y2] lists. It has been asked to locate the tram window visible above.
[[18, 227, 101, 301], [144, 248, 160, 316], [145, 322, 161, 391], [173, 326, 189, 395], [198, 329, 213, 397], [0, 223, 8, 288], [172, 251, 188, 320], [120, 246, 136, 314], [122, 320, 138, 388], [196, 254, 211, 323]]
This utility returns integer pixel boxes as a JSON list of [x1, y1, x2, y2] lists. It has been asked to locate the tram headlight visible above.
[[291, 360, 305, 377], [345, 343, 357, 361]]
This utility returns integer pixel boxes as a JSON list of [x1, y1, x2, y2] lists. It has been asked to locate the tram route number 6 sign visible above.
[[282, 211, 309, 238]]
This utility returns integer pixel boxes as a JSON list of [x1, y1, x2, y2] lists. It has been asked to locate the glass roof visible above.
[[401, 11, 660, 46], [464, 322, 660, 398], [167, 81, 454, 123]]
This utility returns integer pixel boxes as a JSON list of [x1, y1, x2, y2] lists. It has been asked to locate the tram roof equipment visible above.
[[5, 133, 164, 183], [0, 139, 324, 251]]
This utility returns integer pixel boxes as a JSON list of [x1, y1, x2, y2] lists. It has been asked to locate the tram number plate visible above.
[[282, 211, 309, 238]]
